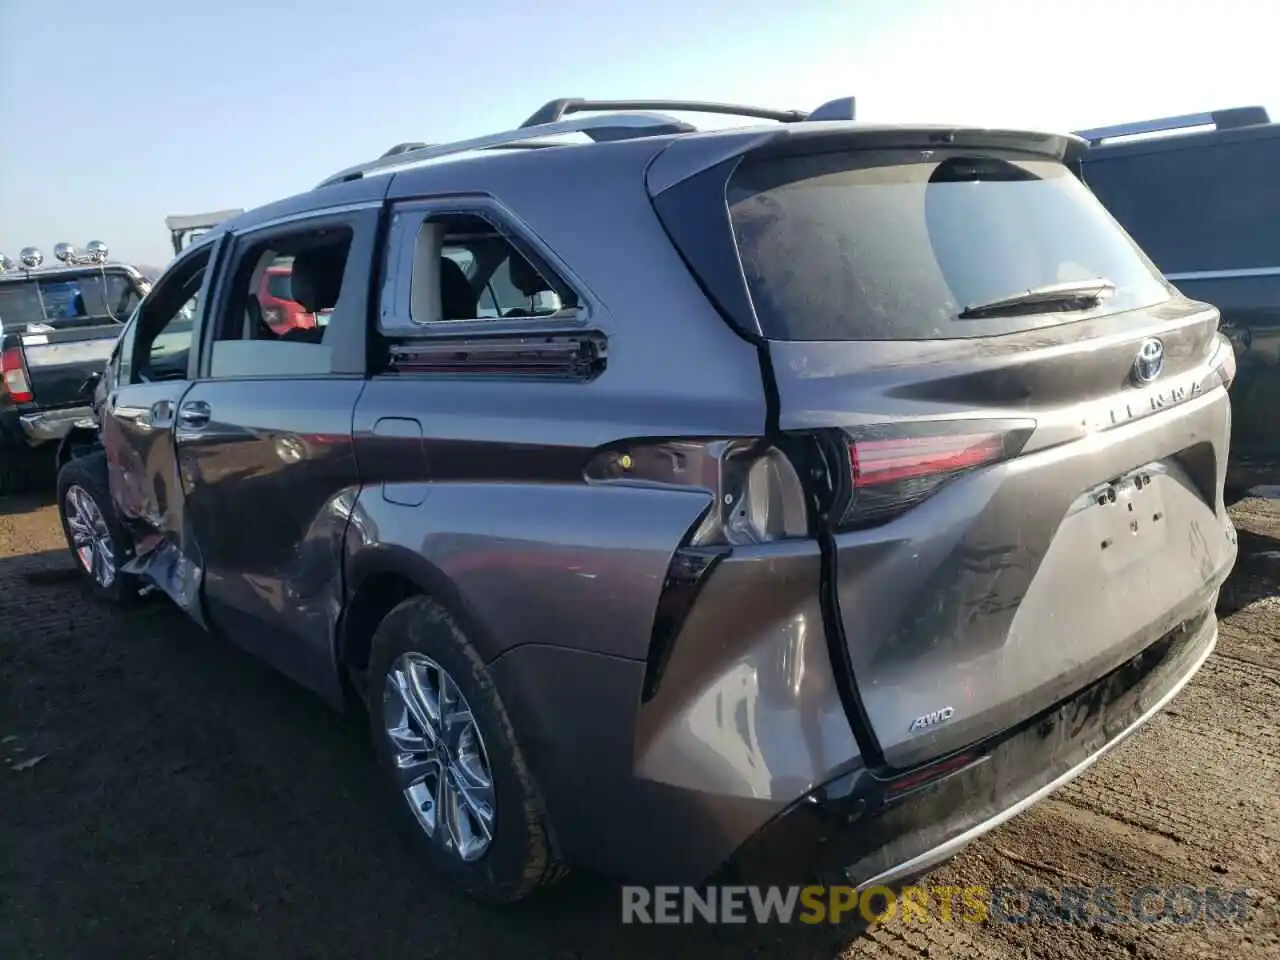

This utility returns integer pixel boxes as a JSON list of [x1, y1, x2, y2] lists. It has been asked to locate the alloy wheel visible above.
[[64, 485, 116, 589], [382, 652, 496, 862]]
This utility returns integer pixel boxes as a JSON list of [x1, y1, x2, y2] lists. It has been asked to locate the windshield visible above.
[[727, 149, 1172, 340], [0, 269, 143, 331]]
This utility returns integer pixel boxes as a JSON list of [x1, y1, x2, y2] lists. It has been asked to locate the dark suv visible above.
[[56, 97, 1238, 903], [1076, 106, 1280, 497]]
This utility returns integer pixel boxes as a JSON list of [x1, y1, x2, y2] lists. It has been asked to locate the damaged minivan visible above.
[[57, 97, 1238, 903]]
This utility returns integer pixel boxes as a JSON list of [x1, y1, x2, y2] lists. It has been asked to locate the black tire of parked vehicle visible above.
[[366, 595, 567, 902], [0, 450, 40, 497], [0, 464, 23, 497], [55, 451, 142, 605]]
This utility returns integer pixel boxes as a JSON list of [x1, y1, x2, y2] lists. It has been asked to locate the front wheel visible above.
[[367, 595, 566, 903], [56, 451, 141, 605]]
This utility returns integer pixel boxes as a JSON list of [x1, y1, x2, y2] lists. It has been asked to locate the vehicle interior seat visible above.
[[440, 256, 478, 320], [246, 294, 276, 340], [503, 253, 574, 318], [285, 246, 346, 342]]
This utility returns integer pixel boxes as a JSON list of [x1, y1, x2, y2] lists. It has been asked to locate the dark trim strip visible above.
[[386, 332, 607, 381]]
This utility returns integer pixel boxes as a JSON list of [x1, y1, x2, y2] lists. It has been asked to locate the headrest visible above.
[[508, 252, 552, 298], [440, 256, 477, 320], [289, 247, 345, 313]]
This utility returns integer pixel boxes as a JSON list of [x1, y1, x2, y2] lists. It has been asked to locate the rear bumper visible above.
[[0, 404, 94, 450], [490, 522, 1232, 886], [18, 405, 95, 443], [722, 600, 1220, 887]]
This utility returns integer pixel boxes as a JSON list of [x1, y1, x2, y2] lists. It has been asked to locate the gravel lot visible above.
[[1, 482, 1277, 959]]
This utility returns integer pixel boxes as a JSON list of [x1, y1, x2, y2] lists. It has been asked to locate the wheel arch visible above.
[[349, 544, 570, 889], [337, 543, 503, 704], [56, 426, 103, 474]]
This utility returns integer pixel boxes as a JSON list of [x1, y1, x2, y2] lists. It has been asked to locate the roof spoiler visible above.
[[1075, 106, 1271, 145]]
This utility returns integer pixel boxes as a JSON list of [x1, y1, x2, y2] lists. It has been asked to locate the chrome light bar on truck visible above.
[[1, 241, 113, 273]]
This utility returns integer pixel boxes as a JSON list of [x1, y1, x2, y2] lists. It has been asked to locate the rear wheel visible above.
[[56, 452, 141, 605], [367, 595, 565, 902]]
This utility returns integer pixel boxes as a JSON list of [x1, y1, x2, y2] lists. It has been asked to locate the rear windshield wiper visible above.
[[957, 278, 1116, 320]]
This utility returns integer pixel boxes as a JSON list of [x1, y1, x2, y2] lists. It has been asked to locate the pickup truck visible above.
[[165, 208, 244, 257], [0, 243, 146, 493], [1077, 105, 1280, 498]]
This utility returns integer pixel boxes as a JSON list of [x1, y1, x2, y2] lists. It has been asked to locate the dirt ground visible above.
[[1, 482, 1277, 960]]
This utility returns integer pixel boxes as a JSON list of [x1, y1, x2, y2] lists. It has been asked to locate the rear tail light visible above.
[[837, 421, 1034, 531], [1, 348, 32, 403], [586, 438, 813, 701]]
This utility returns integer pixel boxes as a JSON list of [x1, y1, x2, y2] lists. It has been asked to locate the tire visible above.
[[0, 448, 39, 497], [367, 595, 566, 903], [56, 451, 141, 605], [0, 462, 24, 497]]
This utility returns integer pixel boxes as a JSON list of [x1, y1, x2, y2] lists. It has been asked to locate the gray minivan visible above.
[[55, 97, 1238, 903]]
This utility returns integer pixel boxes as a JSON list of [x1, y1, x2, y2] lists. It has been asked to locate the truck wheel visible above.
[[0, 452, 36, 496], [367, 595, 567, 903], [56, 451, 141, 605], [0, 463, 22, 497]]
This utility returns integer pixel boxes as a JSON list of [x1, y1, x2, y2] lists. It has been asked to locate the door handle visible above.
[[143, 399, 175, 429], [178, 400, 211, 430]]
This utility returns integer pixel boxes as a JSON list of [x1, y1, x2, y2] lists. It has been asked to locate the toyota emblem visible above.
[[1132, 338, 1165, 385]]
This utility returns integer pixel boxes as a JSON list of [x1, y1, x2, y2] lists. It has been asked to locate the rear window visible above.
[[727, 149, 1172, 341], [0, 270, 142, 331]]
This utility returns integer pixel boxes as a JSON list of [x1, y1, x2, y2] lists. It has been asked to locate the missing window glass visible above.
[[409, 214, 579, 324]]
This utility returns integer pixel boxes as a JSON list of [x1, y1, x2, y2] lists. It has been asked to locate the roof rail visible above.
[[316, 94, 859, 188], [521, 96, 856, 127], [521, 98, 806, 127], [315, 111, 697, 188], [380, 142, 431, 158], [1075, 105, 1271, 145]]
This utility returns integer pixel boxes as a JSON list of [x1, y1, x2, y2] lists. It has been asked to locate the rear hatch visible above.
[[16, 325, 121, 407], [649, 126, 1237, 770]]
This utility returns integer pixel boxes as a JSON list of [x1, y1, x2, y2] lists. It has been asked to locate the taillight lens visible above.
[[1, 347, 32, 403], [838, 422, 1034, 530], [852, 433, 1005, 486]]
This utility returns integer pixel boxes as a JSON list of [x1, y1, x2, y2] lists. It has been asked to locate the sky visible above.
[[1, 0, 1277, 266]]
